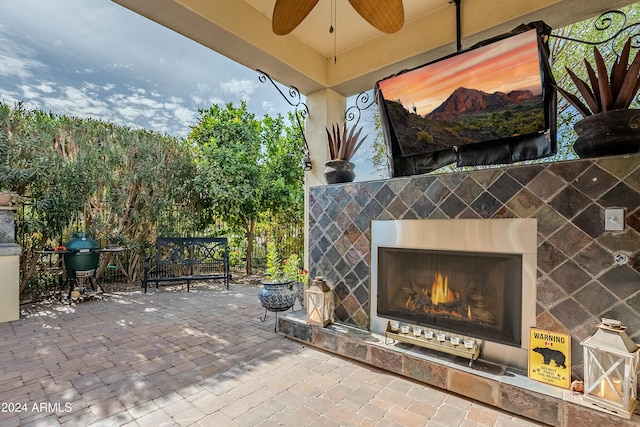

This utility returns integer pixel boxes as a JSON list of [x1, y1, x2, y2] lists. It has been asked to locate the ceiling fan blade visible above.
[[272, 0, 320, 35], [349, 0, 404, 34]]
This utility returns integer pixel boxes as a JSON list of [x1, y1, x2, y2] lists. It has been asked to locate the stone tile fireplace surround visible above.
[[281, 153, 640, 426]]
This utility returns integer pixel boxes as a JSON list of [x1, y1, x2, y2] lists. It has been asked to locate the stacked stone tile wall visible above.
[[308, 154, 640, 373], [0, 208, 15, 243]]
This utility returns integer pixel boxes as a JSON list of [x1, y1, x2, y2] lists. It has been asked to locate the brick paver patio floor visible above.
[[0, 283, 544, 426]]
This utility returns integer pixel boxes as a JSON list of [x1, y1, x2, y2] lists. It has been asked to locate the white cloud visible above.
[[115, 105, 143, 121], [209, 96, 224, 107], [34, 82, 56, 94], [220, 78, 257, 100], [172, 105, 198, 127], [0, 55, 43, 79], [19, 84, 43, 100], [0, 92, 24, 107], [262, 100, 277, 114], [43, 86, 110, 118]]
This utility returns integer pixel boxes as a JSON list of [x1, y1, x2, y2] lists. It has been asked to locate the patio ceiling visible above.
[[112, 0, 637, 98]]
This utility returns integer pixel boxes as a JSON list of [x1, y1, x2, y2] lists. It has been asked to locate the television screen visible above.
[[376, 25, 556, 176]]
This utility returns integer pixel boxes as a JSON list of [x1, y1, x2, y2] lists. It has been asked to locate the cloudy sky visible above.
[[0, 0, 383, 180], [0, 0, 301, 138]]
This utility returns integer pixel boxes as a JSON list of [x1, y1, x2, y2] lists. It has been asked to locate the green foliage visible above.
[[190, 102, 305, 274], [191, 102, 263, 230], [265, 240, 282, 279], [265, 241, 307, 284], [228, 248, 243, 267], [282, 253, 308, 284], [261, 112, 305, 218], [0, 104, 100, 240], [0, 101, 200, 291]]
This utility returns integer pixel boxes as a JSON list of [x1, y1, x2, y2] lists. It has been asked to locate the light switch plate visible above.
[[605, 208, 625, 231]]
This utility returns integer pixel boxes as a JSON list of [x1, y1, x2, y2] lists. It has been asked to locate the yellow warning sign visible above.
[[528, 328, 571, 388]]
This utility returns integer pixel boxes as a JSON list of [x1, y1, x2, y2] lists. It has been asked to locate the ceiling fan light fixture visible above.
[[272, 0, 319, 35], [348, 0, 404, 34], [272, 0, 404, 35]]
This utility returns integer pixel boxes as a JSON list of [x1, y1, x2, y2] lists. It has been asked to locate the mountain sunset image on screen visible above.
[[378, 29, 545, 157]]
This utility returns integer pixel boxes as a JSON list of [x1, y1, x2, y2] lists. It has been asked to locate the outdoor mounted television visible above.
[[375, 23, 556, 176]]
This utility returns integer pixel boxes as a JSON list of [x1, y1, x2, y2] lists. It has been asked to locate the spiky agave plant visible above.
[[326, 122, 367, 161], [555, 38, 640, 118]]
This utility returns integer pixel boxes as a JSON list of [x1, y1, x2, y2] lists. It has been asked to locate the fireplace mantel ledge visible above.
[[279, 310, 640, 426]]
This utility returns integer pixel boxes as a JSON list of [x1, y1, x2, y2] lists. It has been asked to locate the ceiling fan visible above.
[[272, 0, 404, 35]]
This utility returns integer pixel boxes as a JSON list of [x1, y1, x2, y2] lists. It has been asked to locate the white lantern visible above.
[[581, 318, 640, 419], [305, 276, 333, 327]]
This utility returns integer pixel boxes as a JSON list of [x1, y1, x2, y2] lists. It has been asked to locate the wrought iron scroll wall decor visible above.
[[256, 69, 312, 171], [345, 90, 375, 128], [549, 9, 640, 54]]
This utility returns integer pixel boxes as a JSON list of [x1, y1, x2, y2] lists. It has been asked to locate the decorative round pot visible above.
[[573, 109, 640, 158], [323, 160, 355, 184], [258, 279, 296, 312]]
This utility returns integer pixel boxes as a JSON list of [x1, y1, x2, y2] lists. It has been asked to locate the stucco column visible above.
[[303, 89, 346, 271], [0, 205, 20, 323]]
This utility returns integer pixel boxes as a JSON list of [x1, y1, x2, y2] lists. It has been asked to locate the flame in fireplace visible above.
[[431, 272, 459, 305]]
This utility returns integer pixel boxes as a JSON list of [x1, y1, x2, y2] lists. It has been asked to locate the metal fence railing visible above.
[[20, 214, 303, 300]]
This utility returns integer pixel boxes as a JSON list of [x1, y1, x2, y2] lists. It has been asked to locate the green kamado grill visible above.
[[64, 232, 100, 275], [64, 232, 101, 299]]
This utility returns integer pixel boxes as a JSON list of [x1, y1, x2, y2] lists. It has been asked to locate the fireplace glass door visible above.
[[377, 247, 523, 347]]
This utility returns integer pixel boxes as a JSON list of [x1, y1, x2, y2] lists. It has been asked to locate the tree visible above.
[[191, 102, 263, 274], [0, 104, 101, 292], [85, 124, 198, 283], [261, 112, 305, 219], [0, 101, 200, 292], [261, 112, 306, 261], [190, 103, 305, 274]]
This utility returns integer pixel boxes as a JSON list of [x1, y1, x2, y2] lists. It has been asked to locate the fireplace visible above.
[[378, 247, 523, 346], [370, 218, 537, 368]]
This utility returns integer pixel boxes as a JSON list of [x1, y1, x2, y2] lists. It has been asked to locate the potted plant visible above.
[[555, 38, 640, 158], [258, 242, 297, 326], [324, 122, 367, 184]]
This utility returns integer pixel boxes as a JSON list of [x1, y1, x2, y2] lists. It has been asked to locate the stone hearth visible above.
[[279, 311, 640, 426]]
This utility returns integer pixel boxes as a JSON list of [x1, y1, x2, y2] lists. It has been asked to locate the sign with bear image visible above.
[[528, 328, 571, 388]]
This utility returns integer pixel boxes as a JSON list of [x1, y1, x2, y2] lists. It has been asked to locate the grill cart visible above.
[[39, 232, 122, 302]]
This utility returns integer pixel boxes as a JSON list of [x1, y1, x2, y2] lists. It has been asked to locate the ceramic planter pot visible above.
[[258, 279, 296, 312], [573, 109, 640, 158], [323, 160, 355, 184]]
